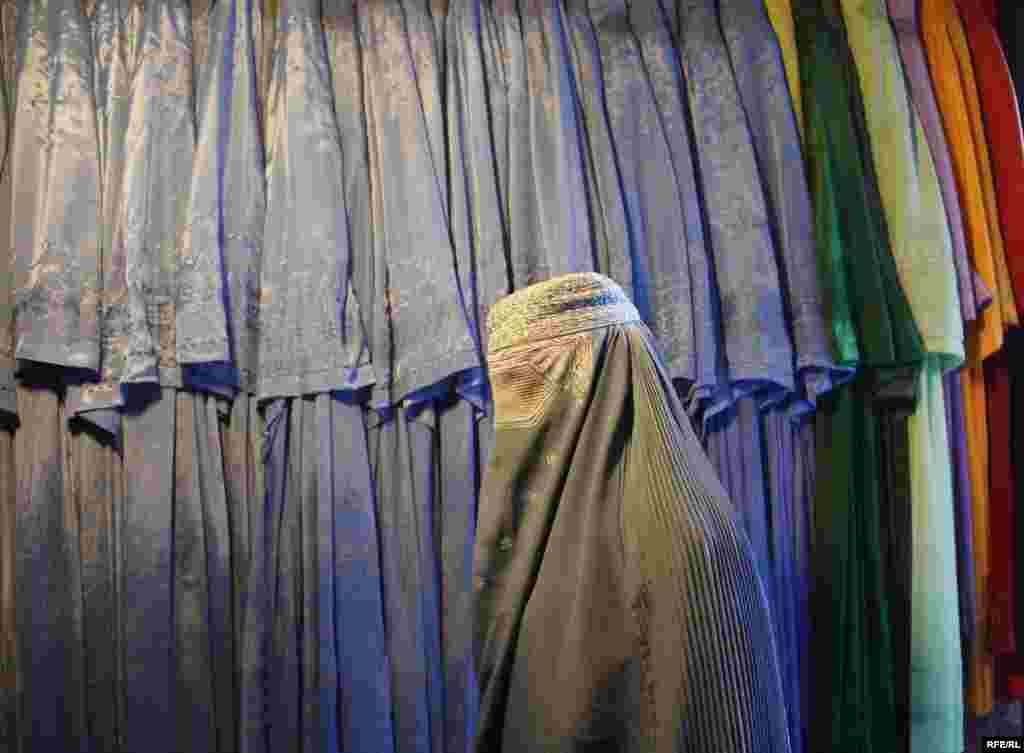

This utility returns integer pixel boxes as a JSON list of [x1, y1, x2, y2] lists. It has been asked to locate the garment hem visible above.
[[258, 361, 377, 401]]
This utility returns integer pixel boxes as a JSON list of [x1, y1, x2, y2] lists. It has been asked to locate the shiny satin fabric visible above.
[[714, 9, 845, 751], [560, 0, 703, 387], [961, 0, 1024, 663], [920, 0, 1008, 716], [0, 0, 15, 420], [72, 0, 198, 432], [837, 3, 965, 752], [11, 377, 251, 753], [792, 4, 926, 753], [488, 0, 598, 291], [888, 0, 988, 324], [356, 0, 479, 406], [666, 0, 796, 418], [763, 0, 804, 138], [945, 371, 978, 661], [73, 0, 138, 423], [10, 0, 101, 372], [444, 0, 512, 355], [178, 0, 265, 395], [635, 0, 721, 403], [958, 0, 1024, 309], [718, 0, 847, 411], [243, 394, 393, 753], [258, 0, 374, 399], [363, 388, 488, 753], [838, 0, 963, 365], [475, 273, 791, 753], [947, 1, 1019, 329], [0, 425, 13, 751], [761, 411, 816, 753]]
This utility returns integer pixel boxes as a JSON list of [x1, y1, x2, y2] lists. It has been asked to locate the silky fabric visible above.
[[475, 273, 790, 753], [961, 0, 1024, 667], [664, 0, 795, 418], [962, 0, 1024, 665], [486, 0, 598, 292], [365, 386, 489, 753], [837, 0, 963, 364], [635, 0, 722, 403], [444, 0, 513, 353], [718, 0, 847, 409], [793, 3, 925, 752], [257, 0, 374, 399], [1012, 332, 1024, 667], [562, 0, 704, 386], [763, 0, 804, 138], [922, 0, 1009, 359], [959, 0, 1024, 309], [12, 376, 247, 753], [9, 0, 101, 371], [761, 409, 815, 753], [178, 0, 265, 396], [946, 2, 1018, 329], [355, 0, 480, 406], [838, 3, 965, 751], [72, 0, 139, 424], [712, 15, 846, 743], [0, 16, 14, 742], [0, 0, 13, 417], [0, 425, 13, 751], [921, 0, 1008, 713], [243, 394, 393, 753], [986, 351, 1017, 655], [888, 0, 985, 323], [945, 370, 978, 658], [1003, 1, 1024, 672]]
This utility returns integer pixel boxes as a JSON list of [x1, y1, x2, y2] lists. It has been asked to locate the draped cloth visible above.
[[11, 375, 255, 753], [242, 393, 392, 753], [792, 4, 927, 753], [474, 273, 790, 753], [837, 3, 965, 752]]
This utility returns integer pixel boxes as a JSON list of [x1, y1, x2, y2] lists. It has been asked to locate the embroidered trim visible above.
[[486, 273, 641, 355]]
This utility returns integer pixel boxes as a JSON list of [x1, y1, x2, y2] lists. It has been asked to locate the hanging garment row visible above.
[[0, 0, 1021, 752]]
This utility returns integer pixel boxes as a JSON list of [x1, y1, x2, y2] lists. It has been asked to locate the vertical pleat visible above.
[[877, 406, 913, 753], [71, 420, 122, 752], [268, 399, 301, 750], [0, 426, 15, 752], [945, 370, 977, 659], [222, 395, 261, 747], [314, 396, 339, 753], [439, 398, 481, 753], [763, 408, 804, 753], [298, 398, 320, 753], [370, 408, 434, 753], [120, 389, 176, 753], [172, 391, 216, 752], [909, 367, 963, 753], [413, 405, 446, 753], [197, 397, 238, 751], [14, 380, 89, 752], [793, 417, 815, 753], [239, 398, 289, 753], [327, 396, 394, 753], [707, 399, 772, 580]]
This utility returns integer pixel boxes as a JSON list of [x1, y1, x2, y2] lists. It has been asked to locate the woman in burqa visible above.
[[473, 272, 791, 753]]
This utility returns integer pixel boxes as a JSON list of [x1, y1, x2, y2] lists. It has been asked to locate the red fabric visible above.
[[959, 0, 1024, 310], [960, 0, 1023, 659], [986, 353, 1017, 656]]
